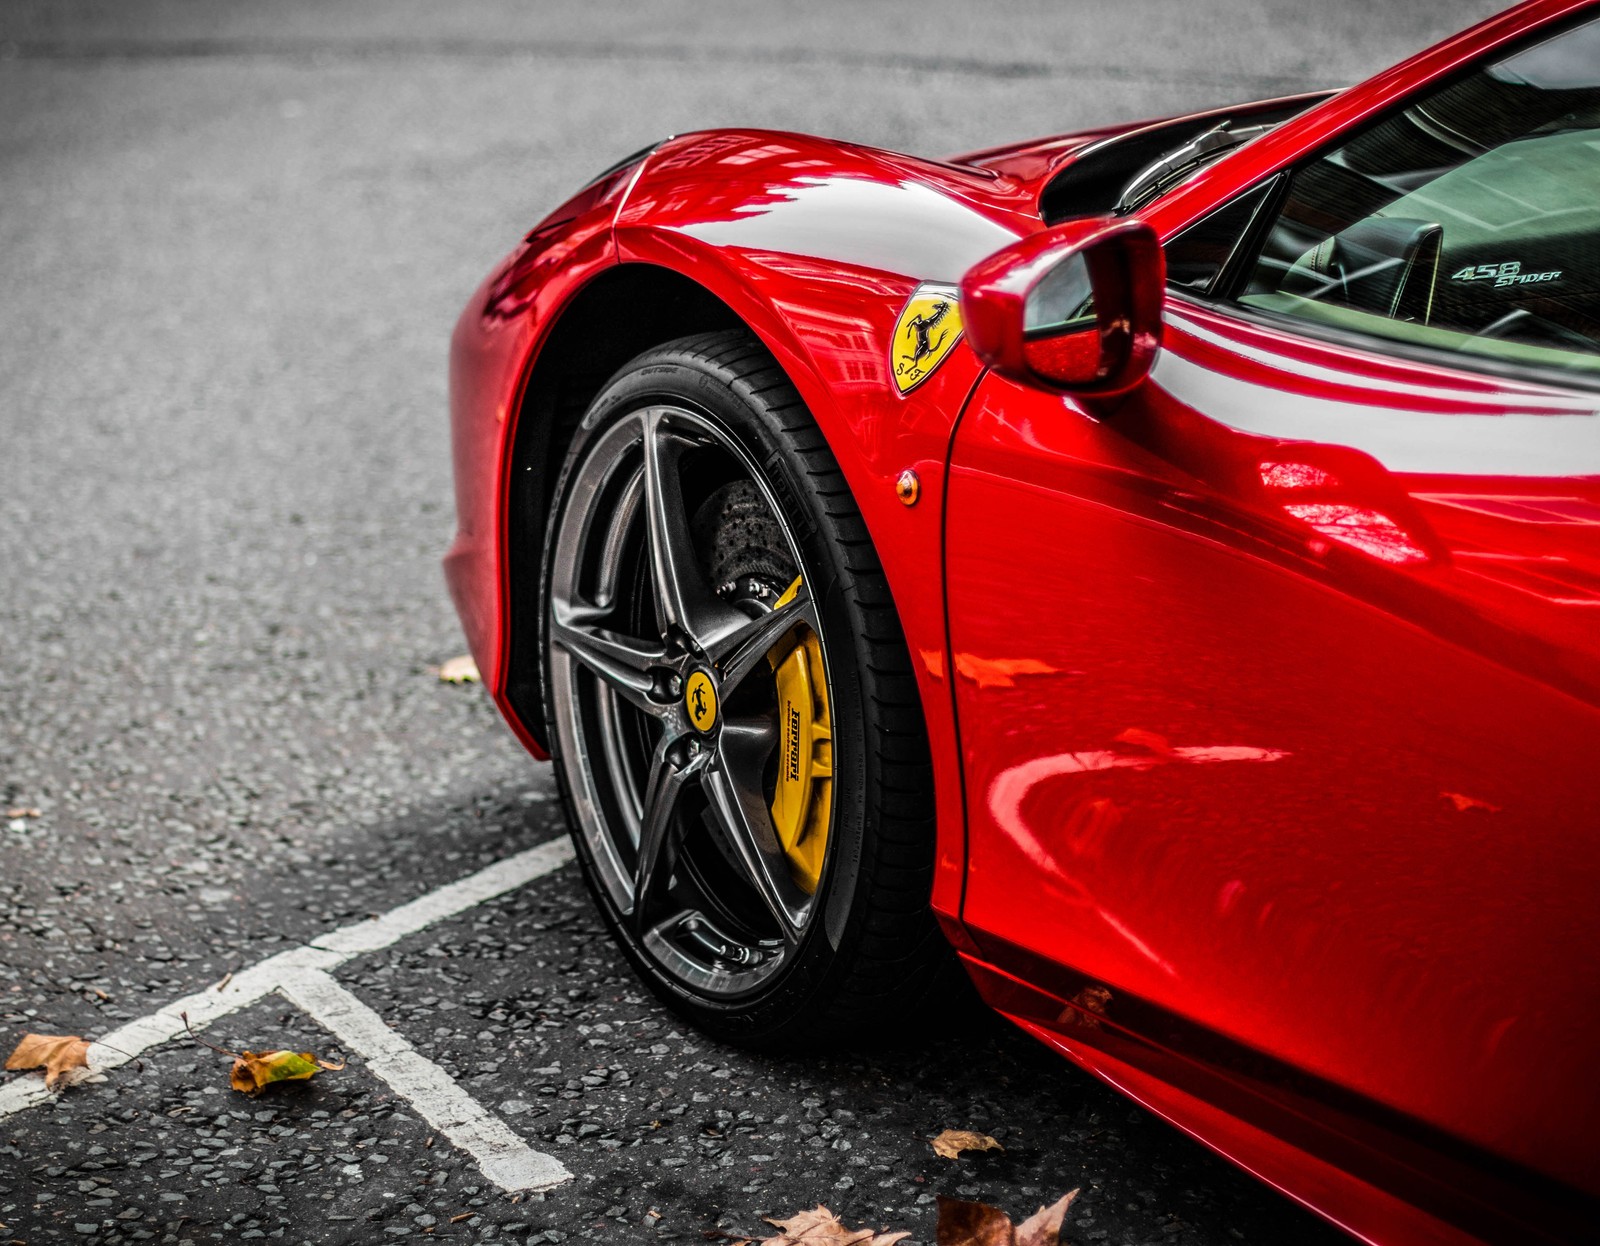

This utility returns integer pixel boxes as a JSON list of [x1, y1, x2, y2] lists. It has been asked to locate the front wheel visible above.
[[540, 330, 954, 1048]]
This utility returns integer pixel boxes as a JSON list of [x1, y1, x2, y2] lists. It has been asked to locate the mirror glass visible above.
[[1024, 251, 1096, 337]]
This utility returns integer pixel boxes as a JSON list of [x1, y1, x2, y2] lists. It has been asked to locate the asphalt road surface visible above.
[[0, 2, 1506, 1243]]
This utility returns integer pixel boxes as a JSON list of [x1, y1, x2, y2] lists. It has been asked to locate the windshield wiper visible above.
[[1114, 120, 1277, 214]]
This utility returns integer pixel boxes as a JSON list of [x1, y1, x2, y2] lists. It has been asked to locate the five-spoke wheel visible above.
[[542, 332, 953, 1045]]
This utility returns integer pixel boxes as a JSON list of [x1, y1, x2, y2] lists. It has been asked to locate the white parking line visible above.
[[0, 837, 578, 1192], [279, 970, 569, 1192]]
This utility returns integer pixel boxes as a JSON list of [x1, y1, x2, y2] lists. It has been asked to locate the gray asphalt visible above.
[[0, 2, 1505, 1243]]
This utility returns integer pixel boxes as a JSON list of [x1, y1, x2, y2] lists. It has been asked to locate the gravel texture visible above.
[[3, 852, 1356, 1245], [0, 0, 1500, 1241]]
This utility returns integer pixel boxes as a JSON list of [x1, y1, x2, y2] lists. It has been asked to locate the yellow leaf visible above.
[[5, 1032, 91, 1089], [760, 1206, 908, 1246], [229, 1049, 344, 1095], [438, 654, 480, 684], [931, 1128, 1004, 1159]]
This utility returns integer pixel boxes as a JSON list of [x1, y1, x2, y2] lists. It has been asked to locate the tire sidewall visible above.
[[539, 349, 878, 1046]]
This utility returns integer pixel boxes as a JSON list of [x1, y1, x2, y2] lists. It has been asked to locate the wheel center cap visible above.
[[684, 669, 719, 733]]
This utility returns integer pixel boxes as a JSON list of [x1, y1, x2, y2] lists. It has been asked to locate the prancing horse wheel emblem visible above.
[[684, 669, 718, 732]]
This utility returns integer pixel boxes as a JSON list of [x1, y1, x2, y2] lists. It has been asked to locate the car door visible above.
[[945, 12, 1600, 1215]]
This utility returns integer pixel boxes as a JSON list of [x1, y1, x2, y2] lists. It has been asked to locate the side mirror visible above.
[[960, 216, 1165, 397]]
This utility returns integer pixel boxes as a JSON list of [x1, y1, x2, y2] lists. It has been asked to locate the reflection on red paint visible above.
[[1057, 984, 1114, 1030], [988, 738, 1290, 833], [1282, 503, 1430, 564], [1440, 791, 1502, 814], [1419, 494, 1600, 525], [1063, 796, 1121, 864], [1022, 329, 1103, 384], [1260, 461, 1336, 490], [954, 652, 1062, 687], [1258, 459, 1432, 563]]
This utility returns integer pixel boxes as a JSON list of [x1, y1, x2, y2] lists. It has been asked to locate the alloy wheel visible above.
[[546, 404, 836, 998]]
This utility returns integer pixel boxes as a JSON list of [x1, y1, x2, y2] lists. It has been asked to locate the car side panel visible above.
[[964, 954, 1494, 1246], [946, 345, 1600, 1241]]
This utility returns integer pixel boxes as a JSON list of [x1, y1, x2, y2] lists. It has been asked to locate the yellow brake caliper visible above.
[[767, 576, 832, 894]]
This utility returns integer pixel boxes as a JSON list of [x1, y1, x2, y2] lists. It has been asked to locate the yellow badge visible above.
[[684, 670, 718, 732], [890, 283, 963, 395]]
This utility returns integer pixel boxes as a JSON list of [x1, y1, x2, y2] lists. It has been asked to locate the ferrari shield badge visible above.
[[890, 283, 963, 395]]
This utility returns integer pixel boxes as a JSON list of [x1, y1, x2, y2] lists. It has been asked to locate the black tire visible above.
[[538, 329, 956, 1048]]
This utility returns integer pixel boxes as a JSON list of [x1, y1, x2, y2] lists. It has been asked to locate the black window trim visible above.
[[1161, 7, 1600, 398]]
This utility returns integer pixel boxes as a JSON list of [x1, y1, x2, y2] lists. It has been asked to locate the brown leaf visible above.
[[438, 654, 480, 684], [931, 1128, 1004, 1159], [760, 1206, 908, 1246], [1441, 791, 1500, 813], [1014, 1191, 1078, 1246], [4, 807, 41, 819], [5, 1032, 91, 1089], [935, 1191, 1078, 1246], [935, 1198, 1015, 1246], [229, 1049, 345, 1095]]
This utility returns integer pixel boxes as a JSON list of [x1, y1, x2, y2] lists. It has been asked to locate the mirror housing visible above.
[[960, 216, 1165, 397]]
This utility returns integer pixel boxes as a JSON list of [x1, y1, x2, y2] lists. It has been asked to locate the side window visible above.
[[1235, 17, 1600, 377], [1163, 180, 1277, 293]]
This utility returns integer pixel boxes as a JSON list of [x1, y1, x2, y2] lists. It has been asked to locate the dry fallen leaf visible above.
[[438, 654, 480, 684], [936, 1191, 1078, 1246], [759, 1206, 908, 1246], [3, 807, 41, 819], [931, 1129, 1004, 1160], [5, 1032, 91, 1089], [933, 1200, 1012, 1246], [229, 1049, 345, 1095]]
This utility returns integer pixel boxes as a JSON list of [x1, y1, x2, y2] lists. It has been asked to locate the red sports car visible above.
[[445, 2, 1600, 1242]]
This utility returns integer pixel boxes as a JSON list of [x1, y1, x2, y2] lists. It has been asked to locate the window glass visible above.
[[1026, 252, 1094, 334], [1164, 180, 1275, 293], [1237, 16, 1600, 376]]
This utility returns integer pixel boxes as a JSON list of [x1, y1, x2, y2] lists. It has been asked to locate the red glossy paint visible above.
[[960, 216, 1165, 394], [444, 162, 644, 758], [446, 2, 1600, 1241]]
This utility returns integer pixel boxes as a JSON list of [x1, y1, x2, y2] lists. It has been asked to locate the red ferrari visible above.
[[445, 2, 1600, 1242]]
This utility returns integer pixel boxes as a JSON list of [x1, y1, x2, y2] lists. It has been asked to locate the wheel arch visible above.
[[505, 240, 981, 925], [502, 263, 744, 751]]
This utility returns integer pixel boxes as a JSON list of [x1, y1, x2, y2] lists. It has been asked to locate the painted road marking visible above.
[[0, 837, 578, 1192], [280, 969, 569, 1191]]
